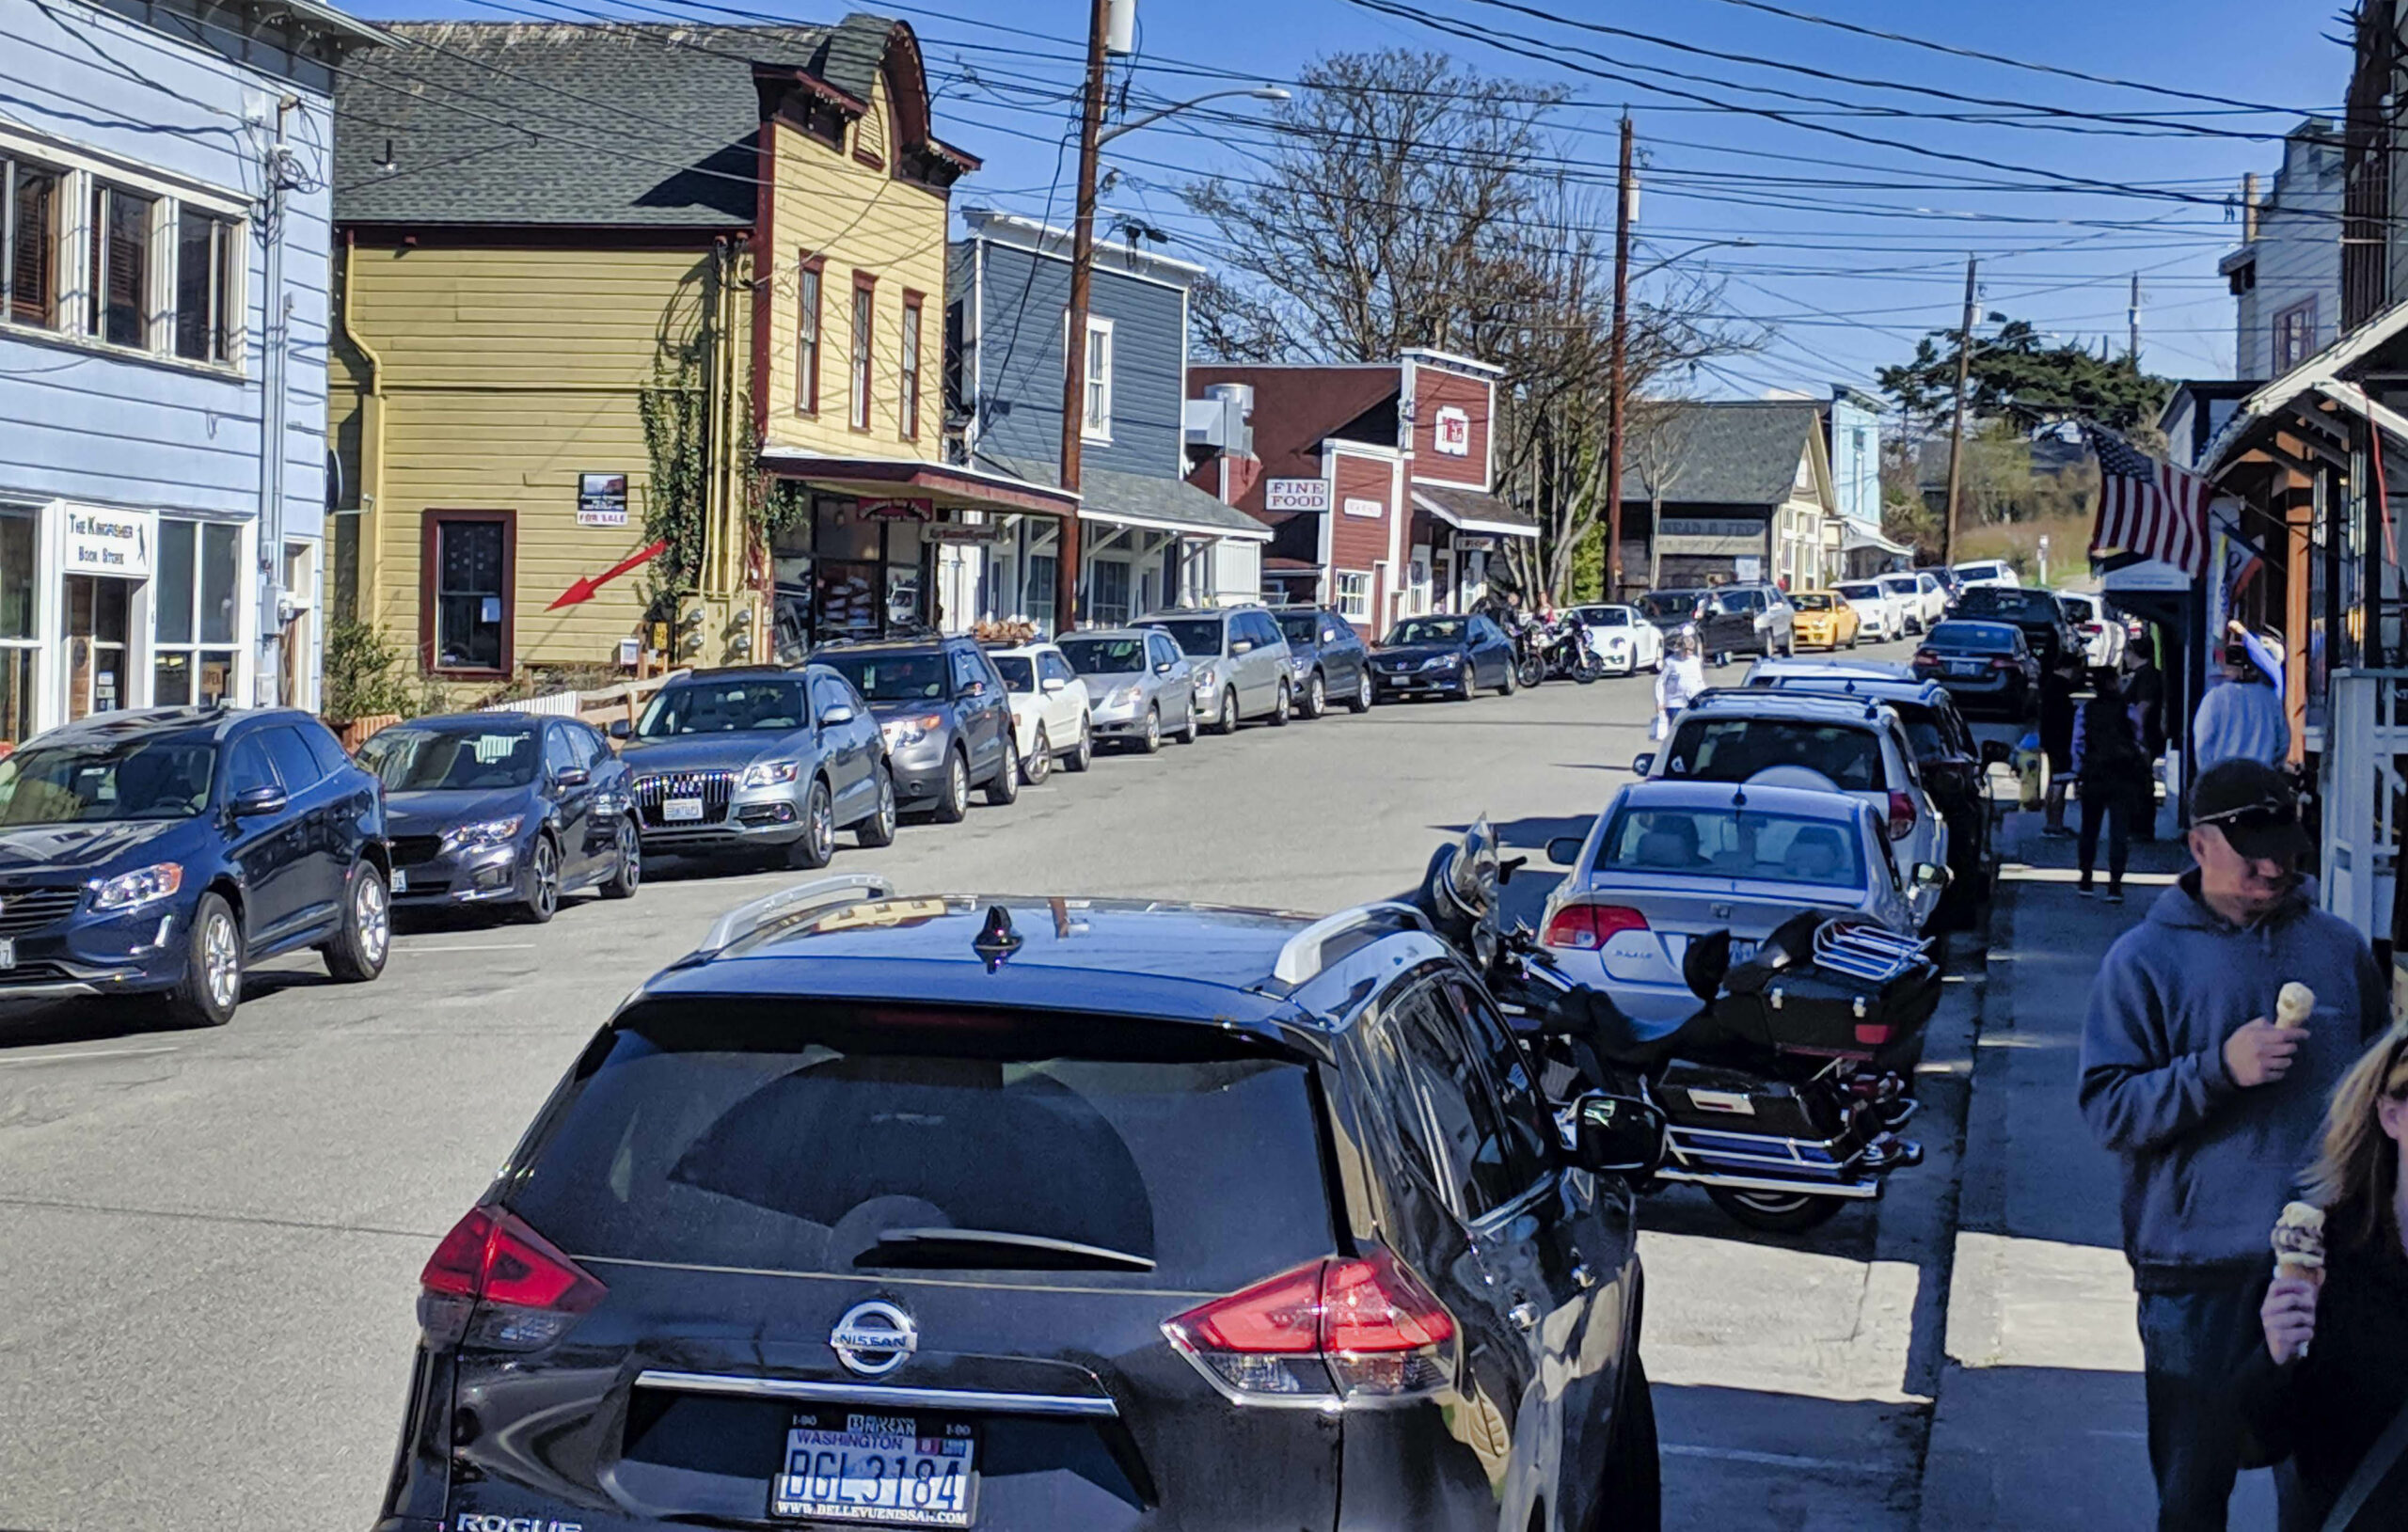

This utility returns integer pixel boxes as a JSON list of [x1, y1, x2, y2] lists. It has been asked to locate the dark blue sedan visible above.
[[1369, 613, 1518, 701], [359, 713, 640, 924], [0, 707, 390, 1027]]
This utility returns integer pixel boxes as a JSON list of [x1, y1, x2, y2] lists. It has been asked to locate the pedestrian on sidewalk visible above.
[[2193, 635, 2288, 774], [2241, 1027, 2408, 1530], [2073, 671, 2147, 901], [2040, 665, 2077, 837], [2079, 758, 2389, 1532], [1652, 629, 1706, 743]]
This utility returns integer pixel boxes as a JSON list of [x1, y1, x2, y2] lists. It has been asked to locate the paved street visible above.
[[0, 642, 1972, 1532]]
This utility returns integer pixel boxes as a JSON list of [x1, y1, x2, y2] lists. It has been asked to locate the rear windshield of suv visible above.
[[1929, 621, 2019, 652], [816, 650, 946, 703], [1139, 619, 1225, 658], [1059, 636, 1144, 674], [509, 1000, 1334, 1289], [1639, 592, 1701, 620], [1274, 611, 1320, 645], [1598, 805, 1866, 890], [1665, 716, 1889, 791], [1956, 589, 2057, 623]]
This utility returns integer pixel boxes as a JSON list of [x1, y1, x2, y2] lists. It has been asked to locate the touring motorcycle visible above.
[[1416, 819, 1941, 1232]]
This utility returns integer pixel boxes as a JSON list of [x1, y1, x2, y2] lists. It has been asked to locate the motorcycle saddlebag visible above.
[[1749, 959, 1941, 1072], [1656, 1059, 1846, 1143]]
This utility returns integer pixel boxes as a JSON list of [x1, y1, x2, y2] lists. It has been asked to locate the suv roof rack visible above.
[[699, 874, 895, 956], [1271, 901, 1432, 986]]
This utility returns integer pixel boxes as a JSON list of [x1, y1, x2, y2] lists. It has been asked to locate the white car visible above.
[[2055, 591, 2128, 671], [1834, 580, 1908, 642], [1632, 688, 1951, 932], [1568, 603, 1664, 674], [1952, 560, 2020, 590], [985, 642, 1093, 783], [1877, 570, 1949, 635]]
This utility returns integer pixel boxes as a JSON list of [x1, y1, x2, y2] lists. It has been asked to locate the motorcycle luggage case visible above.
[[1746, 961, 1941, 1072], [1656, 1060, 1846, 1142]]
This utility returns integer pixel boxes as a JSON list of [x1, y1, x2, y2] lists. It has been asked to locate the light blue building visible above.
[[0, 0, 379, 747], [1825, 384, 1909, 575]]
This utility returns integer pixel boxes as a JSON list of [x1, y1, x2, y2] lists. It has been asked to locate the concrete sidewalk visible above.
[[1919, 813, 2278, 1529]]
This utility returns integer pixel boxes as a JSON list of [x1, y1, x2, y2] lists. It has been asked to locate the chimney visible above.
[[1183, 383, 1260, 505], [2242, 171, 2259, 245]]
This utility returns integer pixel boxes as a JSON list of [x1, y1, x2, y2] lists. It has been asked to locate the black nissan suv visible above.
[[375, 883, 1665, 1532]]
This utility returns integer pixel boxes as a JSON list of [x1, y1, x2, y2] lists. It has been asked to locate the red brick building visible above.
[[1186, 349, 1534, 636]]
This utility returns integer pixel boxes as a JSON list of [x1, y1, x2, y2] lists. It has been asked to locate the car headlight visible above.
[[1106, 684, 1142, 708], [440, 815, 525, 853], [880, 713, 944, 748], [1290, 655, 1311, 674], [91, 861, 183, 912], [1194, 664, 1220, 690], [739, 759, 800, 789], [1419, 654, 1461, 671]]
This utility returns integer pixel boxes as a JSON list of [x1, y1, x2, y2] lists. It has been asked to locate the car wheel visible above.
[[1023, 726, 1052, 785], [1593, 1351, 1661, 1532], [1303, 671, 1327, 719], [599, 816, 642, 899], [1269, 681, 1291, 726], [933, 750, 970, 824], [1707, 1186, 1844, 1233], [321, 858, 391, 982], [984, 742, 1021, 805], [1846, 628, 1859, 650], [1348, 668, 1374, 713], [856, 765, 897, 847], [787, 778, 837, 868], [1065, 717, 1093, 772], [1498, 658, 1517, 697], [1140, 705, 1163, 754], [516, 834, 561, 924], [1214, 687, 1241, 735], [166, 890, 244, 1027], [1178, 702, 1200, 744]]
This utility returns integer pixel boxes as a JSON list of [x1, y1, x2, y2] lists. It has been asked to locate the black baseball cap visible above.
[[2191, 759, 2310, 863]]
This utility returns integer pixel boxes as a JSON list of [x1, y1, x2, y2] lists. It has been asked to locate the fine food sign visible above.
[[1264, 479, 1330, 513], [63, 505, 155, 579]]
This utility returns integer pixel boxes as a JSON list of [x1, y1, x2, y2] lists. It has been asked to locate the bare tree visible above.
[[1624, 394, 1695, 592]]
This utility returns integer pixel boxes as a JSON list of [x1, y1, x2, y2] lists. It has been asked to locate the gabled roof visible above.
[[1625, 401, 1825, 507], [974, 452, 1273, 541], [333, 15, 932, 229]]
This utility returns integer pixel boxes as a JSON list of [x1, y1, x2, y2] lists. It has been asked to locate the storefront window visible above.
[[0, 507, 35, 745], [1088, 559, 1132, 625], [152, 518, 243, 706]]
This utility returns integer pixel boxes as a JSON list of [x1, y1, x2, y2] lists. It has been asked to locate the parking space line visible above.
[[0, 1045, 179, 1068], [393, 941, 540, 953]]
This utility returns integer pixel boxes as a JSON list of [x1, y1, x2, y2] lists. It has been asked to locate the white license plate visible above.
[[1948, 661, 1984, 676], [389, 868, 407, 893], [773, 1411, 976, 1526], [0, 937, 12, 970], [663, 797, 705, 823]]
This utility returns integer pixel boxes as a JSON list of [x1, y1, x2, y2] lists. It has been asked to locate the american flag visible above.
[[2084, 423, 2210, 576]]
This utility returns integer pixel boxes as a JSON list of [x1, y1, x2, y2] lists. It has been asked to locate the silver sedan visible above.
[[1057, 627, 1200, 753]]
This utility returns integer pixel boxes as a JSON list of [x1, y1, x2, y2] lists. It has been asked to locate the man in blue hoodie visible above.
[[2080, 759, 2388, 1530]]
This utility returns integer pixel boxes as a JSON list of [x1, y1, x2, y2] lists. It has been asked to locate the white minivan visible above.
[[1952, 560, 2020, 590]]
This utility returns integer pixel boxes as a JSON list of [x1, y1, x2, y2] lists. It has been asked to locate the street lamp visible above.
[[1632, 236, 1754, 282], [1100, 86, 1291, 147]]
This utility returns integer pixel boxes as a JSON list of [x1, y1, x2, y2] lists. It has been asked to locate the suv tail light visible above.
[[420, 1205, 606, 1350], [1911, 649, 1939, 669], [1163, 1249, 1458, 1407], [1543, 903, 1649, 951], [1886, 792, 1918, 842]]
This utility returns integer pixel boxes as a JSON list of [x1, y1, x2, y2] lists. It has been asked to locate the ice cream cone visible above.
[[2274, 1253, 2325, 1288], [2276, 982, 2316, 1029]]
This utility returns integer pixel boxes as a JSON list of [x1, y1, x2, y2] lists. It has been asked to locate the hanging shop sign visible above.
[[1264, 479, 1331, 513], [1453, 534, 1498, 552], [1342, 498, 1385, 519], [577, 472, 630, 528], [924, 522, 1009, 545], [62, 505, 156, 579], [862, 498, 935, 522], [1434, 405, 1472, 456]]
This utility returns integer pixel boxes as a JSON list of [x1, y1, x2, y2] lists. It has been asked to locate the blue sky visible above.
[[344, 0, 2353, 400]]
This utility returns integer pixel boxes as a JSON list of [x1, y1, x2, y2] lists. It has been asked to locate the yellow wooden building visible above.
[[327, 15, 1066, 691]]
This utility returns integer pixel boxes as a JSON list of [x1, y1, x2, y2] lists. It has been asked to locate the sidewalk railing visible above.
[[480, 670, 689, 736], [2321, 667, 2408, 944]]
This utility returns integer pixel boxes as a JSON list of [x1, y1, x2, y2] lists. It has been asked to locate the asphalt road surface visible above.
[[0, 638, 1971, 1531]]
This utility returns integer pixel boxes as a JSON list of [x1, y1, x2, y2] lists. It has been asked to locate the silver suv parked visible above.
[[1134, 606, 1294, 733]]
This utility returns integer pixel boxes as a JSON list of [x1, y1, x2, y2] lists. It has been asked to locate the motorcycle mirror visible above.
[[1546, 836, 1584, 868], [1682, 929, 1733, 1002], [1631, 752, 1656, 776], [1498, 854, 1527, 885], [1573, 1093, 1668, 1182], [1913, 861, 1950, 889]]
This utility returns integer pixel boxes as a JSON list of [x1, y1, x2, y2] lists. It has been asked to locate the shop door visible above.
[[64, 576, 134, 722], [278, 541, 315, 708]]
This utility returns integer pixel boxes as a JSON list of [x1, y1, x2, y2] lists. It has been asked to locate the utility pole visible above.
[[2128, 272, 2142, 360], [1603, 112, 1635, 601], [1941, 255, 1977, 567], [1053, 0, 1112, 636]]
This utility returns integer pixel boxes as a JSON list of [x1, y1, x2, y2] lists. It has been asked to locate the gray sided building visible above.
[[1623, 400, 1842, 591]]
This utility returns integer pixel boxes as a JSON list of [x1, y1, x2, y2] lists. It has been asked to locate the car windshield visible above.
[[1793, 593, 1833, 611], [1639, 592, 1700, 619], [814, 651, 946, 703], [1059, 636, 1146, 674], [1574, 607, 1630, 626], [1837, 583, 1881, 600], [1595, 805, 1866, 890], [637, 679, 808, 736], [990, 655, 1037, 692], [1141, 619, 1224, 657], [0, 737, 217, 824], [1929, 621, 2019, 652], [508, 1000, 1334, 1288], [1879, 576, 1916, 594], [358, 726, 539, 790], [1386, 616, 1467, 645], [1275, 611, 1320, 644], [1665, 717, 1890, 791]]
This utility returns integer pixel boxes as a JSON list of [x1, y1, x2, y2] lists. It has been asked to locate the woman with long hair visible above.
[[2239, 1026, 2408, 1528]]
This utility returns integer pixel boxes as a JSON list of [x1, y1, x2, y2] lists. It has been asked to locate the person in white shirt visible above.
[[1653, 630, 1707, 742]]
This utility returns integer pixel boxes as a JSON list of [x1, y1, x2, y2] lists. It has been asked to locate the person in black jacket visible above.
[[2073, 672, 2147, 901], [2242, 1026, 2408, 1530]]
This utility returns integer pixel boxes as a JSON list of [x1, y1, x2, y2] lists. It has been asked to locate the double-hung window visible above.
[[424, 513, 514, 674], [849, 275, 875, 432], [88, 181, 157, 349], [1079, 315, 1114, 441], [796, 255, 822, 414], [173, 206, 237, 364], [1336, 572, 1371, 623], [3, 155, 62, 330], [153, 518, 243, 705], [899, 291, 924, 441]]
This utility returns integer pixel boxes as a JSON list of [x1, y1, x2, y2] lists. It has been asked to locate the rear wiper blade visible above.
[[854, 1227, 1155, 1272]]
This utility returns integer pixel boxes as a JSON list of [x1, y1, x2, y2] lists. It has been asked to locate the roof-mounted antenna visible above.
[[974, 905, 1022, 971]]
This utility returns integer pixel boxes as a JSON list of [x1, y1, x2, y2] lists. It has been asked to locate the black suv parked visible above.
[[1270, 604, 1375, 716], [1954, 586, 2082, 676], [0, 707, 388, 1027], [377, 886, 1664, 1532], [813, 636, 1019, 821]]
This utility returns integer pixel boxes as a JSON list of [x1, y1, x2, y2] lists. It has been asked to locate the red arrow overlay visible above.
[[548, 540, 668, 610]]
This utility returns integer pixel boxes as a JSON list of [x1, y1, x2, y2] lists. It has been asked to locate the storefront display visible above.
[[768, 495, 934, 651]]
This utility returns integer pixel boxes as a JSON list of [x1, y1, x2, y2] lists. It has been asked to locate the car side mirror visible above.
[[1154, 661, 1174, 675], [1631, 751, 1656, 776], [820, 704, 856, 728], [1913, 861, 1950, 889], [1231, 640, 1254, 655], [1546, 835, 1585, 868], [608, 719, 631, 740], [553, 766, 591, 788], [230, 784, 288, 818], [1573, 1093, 1668, 1182], [1041, 676, 1067, 695], [958, 680, 987, 700], [1980, 739, 2011, 768]]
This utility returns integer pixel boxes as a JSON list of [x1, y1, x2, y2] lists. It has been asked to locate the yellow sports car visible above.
[[1790, 591, 1861, 650]]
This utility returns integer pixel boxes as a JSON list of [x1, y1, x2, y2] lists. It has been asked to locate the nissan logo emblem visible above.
[[830, 1300, 917, 1378]]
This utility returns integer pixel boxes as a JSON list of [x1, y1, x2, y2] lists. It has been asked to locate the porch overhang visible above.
[[1411, 484, 1536, 539], [1843, 524, 1912, 556], [754, 451, 1079, 518], [2202, 298, 2408, 477], [969, 452, 1272, 543]]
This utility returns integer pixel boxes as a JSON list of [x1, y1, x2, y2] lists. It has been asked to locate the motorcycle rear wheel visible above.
[[1707, 1186, 1845, 1233]]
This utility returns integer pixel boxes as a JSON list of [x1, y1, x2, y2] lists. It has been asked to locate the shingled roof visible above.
[[1624, 400, 1823, 507], [333, 15, 898, 228]]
